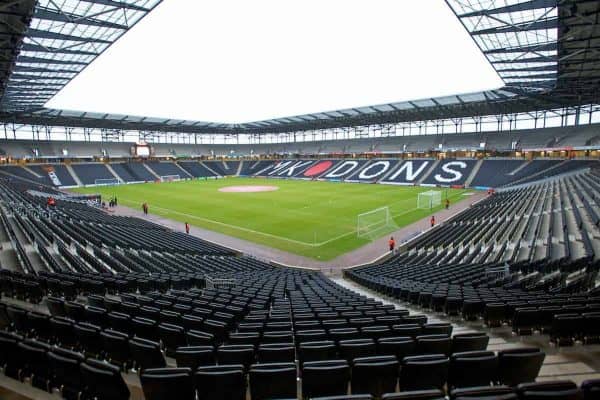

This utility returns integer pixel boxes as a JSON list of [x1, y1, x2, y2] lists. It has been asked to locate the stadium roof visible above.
[[0, 0, 160, 110], [0, 0, 599, 134]]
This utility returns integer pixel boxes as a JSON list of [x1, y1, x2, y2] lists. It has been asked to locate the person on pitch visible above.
[[388, 237, 395, 253], [185, 222, 190, 234], [430, 215, 436, 227]]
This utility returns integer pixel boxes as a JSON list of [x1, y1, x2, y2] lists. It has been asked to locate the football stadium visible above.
[[0, 0, 600, 399]]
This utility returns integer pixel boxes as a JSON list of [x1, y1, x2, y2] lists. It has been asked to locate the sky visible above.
[[45, 0, 504, 124]]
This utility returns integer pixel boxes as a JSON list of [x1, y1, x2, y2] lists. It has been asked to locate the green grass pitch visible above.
[[74, 178, 472, 260]]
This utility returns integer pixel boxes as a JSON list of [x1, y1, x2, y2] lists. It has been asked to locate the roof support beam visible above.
[[79, 0, 150, 12], [20, 42, 99, 56], [14, 55, 87, 65], [485, 42, 557, 54], [472, 18, 557, 36], [26, 28, 112, 44], [458, 0, 557, 18], [34, 7, 128, 30]]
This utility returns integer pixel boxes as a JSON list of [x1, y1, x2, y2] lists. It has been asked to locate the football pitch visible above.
[[74, 178, 471, 260]]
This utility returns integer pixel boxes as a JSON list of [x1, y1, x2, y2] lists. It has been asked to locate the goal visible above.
[[357, 206, 398, 240], [94, 178, 121, 186], [418, 190, 442, 209], [160, 175, 181, 182]]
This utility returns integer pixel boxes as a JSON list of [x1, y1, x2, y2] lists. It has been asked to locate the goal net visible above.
[[357, 206, 398, 240], [160, 175, 181, 182], [418, 190, 442, 209], [94, 178, 121, 186]]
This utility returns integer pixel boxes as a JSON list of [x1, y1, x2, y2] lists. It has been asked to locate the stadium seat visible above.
[[338, 339, 377, 364], [451, 333, 489, 353], [351, 355, 399, 397], [217, 344, 255, 370], [257, 342, 295, 363], [132, 316, 159, 342], [186, 329, 215, 346], [416, 335, 452, 356], [299, 340, 338, 364], [18, 339, 51, 389], [497, 348, 545, 386], [140, 367, 195, 400], [48, 347, 86, 400], [74, 322, 103, 357], [422, 323, 453, 336], [448, 351, 498, 389], [376, 336, 414, 358], [0, 332, 22, 378], [249, 362, 298, 400], [392, 324, 422, 338], [80, 359, 130, 400], [158, 323, 187, 356], [101, 329, 131, 369], [302, 359, 351, 398], [129, 337, 166, 371], [175, 346, 215, 370], [400, 354, 449, 391], [195, 364, 246, 400]]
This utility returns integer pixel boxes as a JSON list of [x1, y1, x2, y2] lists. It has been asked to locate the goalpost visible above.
[[357, 206, 398, 240], [94, 178, 121, 186], [160, 174, 181, 182], [418, 190, 442, 210]]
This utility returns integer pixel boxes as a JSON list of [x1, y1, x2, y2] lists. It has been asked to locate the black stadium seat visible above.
[[48, 347, 85, 400], [140, 367, 195, 400], [257, 342, 295, 363], [351, 355, 399, 397], [129, 337, 166, 371], [175, 346, 215, 370], [217, 344, 255, 370], [249, 362, 298, 400], [302, 359, 351, 398], [80, 359, 130, 400], [195, 364, 246, 400], [299, 340, 338, 364], [449, 351, 498, 389], [497, 348, 545, 386], [451, 333, 489, 353], [400, 354, 449, 391]]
